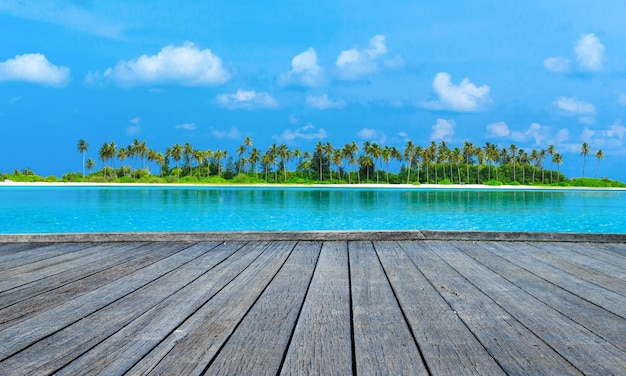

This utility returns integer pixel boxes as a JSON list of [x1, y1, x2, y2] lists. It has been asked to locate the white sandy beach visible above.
[[2, 180, 625, 191]]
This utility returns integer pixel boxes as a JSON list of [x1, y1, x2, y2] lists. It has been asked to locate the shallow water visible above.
[[1, 186, 625, 233]]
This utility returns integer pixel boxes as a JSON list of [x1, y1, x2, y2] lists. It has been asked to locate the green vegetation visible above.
[[1, 138, 622, 188]]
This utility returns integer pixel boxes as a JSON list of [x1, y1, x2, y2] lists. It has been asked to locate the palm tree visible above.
[[369, 143, 382, 183], [404, 141, 415, 184], [508, 144, 518, 182], [98, 142, 110, 179], [267, 144, 279, 182], [169, 143, 183, 179], [390, 146, 402, 175], [85, 158, 95, 176], [463, 141, 473, 184], [594, 149, 604, 178], [323, 142, 334, 183], [117, 147, 127, 176], [529, 149, 539, 183], [249, 147, 260, 178], [333, 149, 343, 182], [314, 142, 324, 181], [539, 149, 546, 184], [553, 152, 563, 182], [475, 147, 484, 184], [414, 146, 423, 183], [183, 142, 194, 176], [194, 149, 206, 178], [342, 143, 355, 184], [382, 146, 391, 183], [580, 142, 591, 177], [547, 144, 555, 184], [278, 144, 290, 181], [77, 139, 88, 178], [518, 150, 528, 185], [452, 147, 462, 183], [438, 141, 449, 180]]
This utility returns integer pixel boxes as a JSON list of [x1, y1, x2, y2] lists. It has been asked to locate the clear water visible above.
[[1, 186, 625, 234]]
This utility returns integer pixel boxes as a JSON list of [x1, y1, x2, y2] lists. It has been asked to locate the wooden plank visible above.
[[0, 242, 144, 292], [0, 243, 47, 257], [374, 241, 505, 375], [128, 241, 296, 375], [454, 240, 626, 353], [519, 242, 626, 295], [597, 243, 626, 257], [0, 243, 95, 271], [349, 241, 428, 375], [206, 241, 321, 375], [0, 242, 187, 325], [431, 240, 626, 375], [55, 241, 269, 376], [280, 241, 353, 376], [0, 242, 238, 375], [567, 242, 626, 269], [482, 241, 626, 318], [399, 241, 582, 375], [541, 242, 626, 280], [0, 241, 207, 362]]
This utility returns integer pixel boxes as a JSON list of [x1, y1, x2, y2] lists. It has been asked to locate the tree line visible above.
[[74, 137, 607, 185]]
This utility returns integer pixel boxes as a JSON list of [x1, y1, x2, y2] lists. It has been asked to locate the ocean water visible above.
[[1, 186, 625, 234]]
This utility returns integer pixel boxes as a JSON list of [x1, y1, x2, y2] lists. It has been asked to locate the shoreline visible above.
[[1, 180, 625, 191]]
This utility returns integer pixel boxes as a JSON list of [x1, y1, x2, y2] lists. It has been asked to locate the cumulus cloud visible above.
[[127, 117, 141, 135], [545, 33, 605, 74], [278, 48, 323, 87], [336, 34, 389, 80], [486, 122, 551, 145], [422, 73, 491, 112], [554, 97, 596, 123], [175, 123, 196, 131], [216, 89, 278, 110], [486, 121, 511, 138], [430, 119, 455, 141], [0, 53, 70, 87], [211, 126, 241, 139], [574, 33, 605, 72], [357, 128, 387, 144], [272, 124, 328, 144], [306, 94, 345, 109], [86, 42, 229, 87], [543, 57, 571, 74], [581, 122, 626, 149]]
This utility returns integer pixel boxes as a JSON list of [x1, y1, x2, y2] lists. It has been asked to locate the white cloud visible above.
[[555, 128, 570, 143], [543, 57, 571, 74], [488, 122, 548, 145], [486, 121, 510, 138], [272, 124, 328, 144], [601, 123, 626, 139], [422, 72, 491, 112], [357, 128, 387, 144], [306, 94, 345, 109], [0, 53, 70, 87], [211, 126, 241, 139], [175, 123, 196, 131], [0, 1, 125, 39], [554, 97, 596, 121], [127, 118, 140, 135], [430, 119, 455, 141], [336, 34, 389, 80], [216, 89, 278, 110], [278, 48, 323, 87], [574, 33, 605, 72], [87, 42, 229, 87]]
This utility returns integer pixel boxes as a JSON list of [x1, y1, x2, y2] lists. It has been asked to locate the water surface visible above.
[[1, 186, 624, 233]]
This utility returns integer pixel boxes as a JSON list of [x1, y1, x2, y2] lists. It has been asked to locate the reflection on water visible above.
[[1, 186, 624, 233]]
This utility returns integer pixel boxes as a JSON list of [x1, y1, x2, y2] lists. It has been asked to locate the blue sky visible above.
[[1, 1, 625, 180]]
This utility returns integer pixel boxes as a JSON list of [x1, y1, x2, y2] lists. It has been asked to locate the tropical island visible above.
[[2, 137, 624, 188]]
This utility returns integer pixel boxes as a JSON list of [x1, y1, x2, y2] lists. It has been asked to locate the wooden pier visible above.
[[0, 235, 625, 375]]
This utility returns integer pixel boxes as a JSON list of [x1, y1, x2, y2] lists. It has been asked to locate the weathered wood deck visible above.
[[0, 236, 625, 375]]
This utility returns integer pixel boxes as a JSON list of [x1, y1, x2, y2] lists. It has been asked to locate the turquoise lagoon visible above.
[[0, 186, 625, 234]]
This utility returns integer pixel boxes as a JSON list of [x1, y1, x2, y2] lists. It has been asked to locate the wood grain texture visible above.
[[280, 241, 353, 376], [349, 240, 428, 375]]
